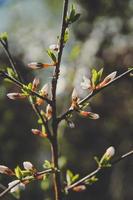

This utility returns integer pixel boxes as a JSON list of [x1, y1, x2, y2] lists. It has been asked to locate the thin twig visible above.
[[0, 70, 52, 105], [0, 168, 53, 198], [0, 39, 22, 82], [66, 149, 133, 191], [58, 68, 133, 122]]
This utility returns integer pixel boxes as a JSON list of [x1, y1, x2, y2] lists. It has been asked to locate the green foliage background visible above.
[[0, 0, 132, 199]]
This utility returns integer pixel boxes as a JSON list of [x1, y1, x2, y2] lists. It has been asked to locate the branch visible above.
[[0, 70, 52, 105], [0, 168, 53, 198], [66, 149, 133, 191], [58, 68, 133, 122], [51, 0, 69, 127], [0, 39, 22, 82]]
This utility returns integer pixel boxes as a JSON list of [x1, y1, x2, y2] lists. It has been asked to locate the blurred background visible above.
[[0, 0, 133, 200]]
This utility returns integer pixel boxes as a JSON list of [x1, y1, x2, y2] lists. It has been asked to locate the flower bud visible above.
[[31, 129, 47, 138], [32, 78, 40, 91], [28, 62, 44, 69], [46, 104, 52, 120], [105, 146, 115, 158], [79, 111, 99, 120], [0, 165, 14, 175], [96, 71, 117, 89], [49, 44, 59, 51], [72, 88, 78, 101], [36, 83, 49, 106], [7, 93, 27, 100], [73, 185, 86, 192], [23, 161, 33, 171]]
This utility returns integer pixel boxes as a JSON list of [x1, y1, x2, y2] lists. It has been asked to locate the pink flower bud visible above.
[[46, 104, 52, 120], [31, 129, 47, 138], [0, 165, 14, 175], [96, 71, 117, 89], [73, 185, 86, 192], [32, 78, 40, 91], [7, 93, 26, 100], [36, 83, 49, 106], [27, 62, 44, 69], [79, 111, 99, 120]]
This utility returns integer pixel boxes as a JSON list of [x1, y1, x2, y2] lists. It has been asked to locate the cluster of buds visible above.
[[81, 71, 117, 92], [70, 89, 99, 120]]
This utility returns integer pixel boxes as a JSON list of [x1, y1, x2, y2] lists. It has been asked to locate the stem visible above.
[[58, 68, 133, 122], [66, 149, 133, 191], [51, 0, 69, 200]]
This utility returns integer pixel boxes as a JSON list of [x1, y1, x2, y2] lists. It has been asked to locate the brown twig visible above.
[[66, 149, 133, 191], [58, 68, 133, 122]]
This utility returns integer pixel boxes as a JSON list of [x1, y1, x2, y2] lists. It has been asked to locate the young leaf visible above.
[[14, 166, 23, 179], [43, 160, 51, 169], [47, 49, 57, 63], [91, 69, 98, 88], [64, 29, 69, 44]]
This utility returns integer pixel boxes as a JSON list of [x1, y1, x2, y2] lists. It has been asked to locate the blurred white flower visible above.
[[49, 44, 59, 51]]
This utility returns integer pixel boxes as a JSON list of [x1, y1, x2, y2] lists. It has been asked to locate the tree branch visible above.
[[66, 149, 133, 191], [58, 68, 133, 122], [0, 70, 52, 105], [50, 0, 69, 200]]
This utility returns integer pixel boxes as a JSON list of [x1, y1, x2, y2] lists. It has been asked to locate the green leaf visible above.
[[7, 67, 18, 79], [94, 156, 100, 167], [66, 170, 73, 186], [91, 69, 98, 87], [72, 174, 79, 183], [85, 176, 98, 185], [68, 4, 80, 24], [0, 32, 8, 41], [15, 166, 23, 179], [64, 29, 69, 44], [43, 160, 51, 169], [47, 49, 57, 63], [37, 118, 43, 124], [97, 68, 104, 81]]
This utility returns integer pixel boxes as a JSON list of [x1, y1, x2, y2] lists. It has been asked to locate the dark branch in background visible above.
[[66, 149, 133, 191], [0, 70, 52, 105], [58, 68, 133, 122], [0, 39, 22, 82], [0, 168, 53, 198]]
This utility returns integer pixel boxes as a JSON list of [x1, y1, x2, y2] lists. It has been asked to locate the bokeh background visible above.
[[0, 0, 133, 200]]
